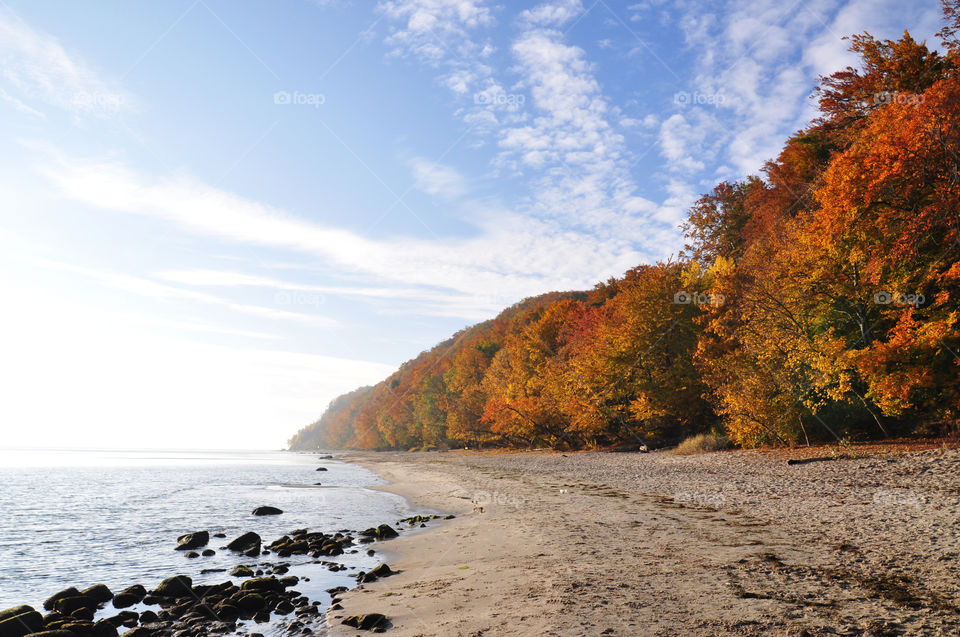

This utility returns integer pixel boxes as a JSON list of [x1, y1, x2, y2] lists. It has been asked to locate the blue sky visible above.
[[0, 0, 943, 449]]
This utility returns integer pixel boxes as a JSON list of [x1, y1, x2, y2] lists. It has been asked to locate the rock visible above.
[[251, 506, 283, 516], [359, 563, 394, 584], [342, 613, 388, 631], [43, 590, 80, 613], [201, 549, 215, 557], [175, 531, 209, 551], [0, 607, 36, 623], [274, 600, 294, 615], [70, 607, 94, 621], [225, 532, 261, 555], [152, 576, 193, 598], [93, 619, 119, 637], [53, 597, 95, 616], [315, 467, 328, 471], [212, 533, 226, 538], [230, 566, 254, 578], [376, 524, 398, 539], [136, 612, 156, 625], [369, 563, 393, 578], [119, 629, 152, 637], [212, 603, 240, 623], [184, 552, 199, 559], [240, 578, 283, 594], [81, 585, 113, 604], [110, 586, 145, 610], [23, 631, 76, 637], [0, 608, 42, 637], [444, 514, 456, 519], [104, 611, 138, 628], [234, 594, 264, 612]]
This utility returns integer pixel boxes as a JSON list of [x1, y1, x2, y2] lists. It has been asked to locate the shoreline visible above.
[[327, 447, 960, 636], [0, 451, 411, 637]]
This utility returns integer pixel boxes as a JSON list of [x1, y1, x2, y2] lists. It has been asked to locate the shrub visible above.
[[673, 433, 731, 455]]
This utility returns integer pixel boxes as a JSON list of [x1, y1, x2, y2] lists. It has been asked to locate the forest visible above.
[[289, 3, 960, 451]]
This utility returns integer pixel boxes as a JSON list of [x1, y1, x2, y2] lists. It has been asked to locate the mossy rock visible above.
[[175, 531, 209, 551], [240, 578, 283, 594], [80, 585, 113, 604], [341, 613, 388, 630], [0, 608, 42, 637], [153, 576, 192, 597], [42, 590, 80, 613]]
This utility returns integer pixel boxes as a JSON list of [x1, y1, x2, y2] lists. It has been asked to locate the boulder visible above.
[[92, 619, 119, 637], [225, 532, 261, 555], [376, 524, 398, 539], [22, 631, 75, 637], [234, 594, 264, 612], [342, 613, 388, 631], [110, 586, 145, 610], [175, 531, 209, 551], [240, 578, 283, 594], [315, 467, 328, 471], [42, 590, 79, 613], [80, 585, 113, 604], [136, 612, 156, 626], [357, 564, 395, 584], [229, 566, 254, 578], [52, 598, 95, 616], [201, 550, 215, 557], [0, 607, 35, 623], [0, 608, 42, 637], [251, 507, 282, 516], [104, 612, 137, 628], [152, 576, 193, 598]]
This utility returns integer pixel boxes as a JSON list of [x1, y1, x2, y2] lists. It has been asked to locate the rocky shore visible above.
[[1, 496, 454, 637]]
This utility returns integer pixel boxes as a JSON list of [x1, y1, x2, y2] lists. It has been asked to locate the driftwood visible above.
[[786, 456, 836, 465]]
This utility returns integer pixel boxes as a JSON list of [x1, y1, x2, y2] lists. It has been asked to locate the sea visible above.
[[0, 448, 416, 634]]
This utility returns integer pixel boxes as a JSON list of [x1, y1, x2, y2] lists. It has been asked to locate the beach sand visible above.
[[326, 447, 960, 636]]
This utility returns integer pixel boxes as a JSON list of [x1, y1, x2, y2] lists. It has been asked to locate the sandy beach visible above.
[[326, 446, 960, 636]]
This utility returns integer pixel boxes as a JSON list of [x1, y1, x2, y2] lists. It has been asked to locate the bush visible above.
[[673, 433, 731, 455]]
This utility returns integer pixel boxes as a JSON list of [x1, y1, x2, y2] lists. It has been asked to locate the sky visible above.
[[0, 0, 944, 450]]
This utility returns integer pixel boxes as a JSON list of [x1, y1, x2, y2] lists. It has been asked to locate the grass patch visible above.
[[673, 433, 732, 455]]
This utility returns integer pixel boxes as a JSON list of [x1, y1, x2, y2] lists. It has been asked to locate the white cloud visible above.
[[519, 0, 584, 28], [0, 86, 44, 117], [655, 0, 942, 179], [0, 7, 131, 117], [31, 144, 666, 313], [377, 0, 494, 64], [407, 156, 468, 199], [21, 254, 341, 329]]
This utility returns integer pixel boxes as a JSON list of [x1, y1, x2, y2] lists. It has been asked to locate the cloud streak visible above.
[[0, 7, 131, 117]]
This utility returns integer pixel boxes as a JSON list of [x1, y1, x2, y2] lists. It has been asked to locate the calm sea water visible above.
[[0, 449, 413, 631]]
